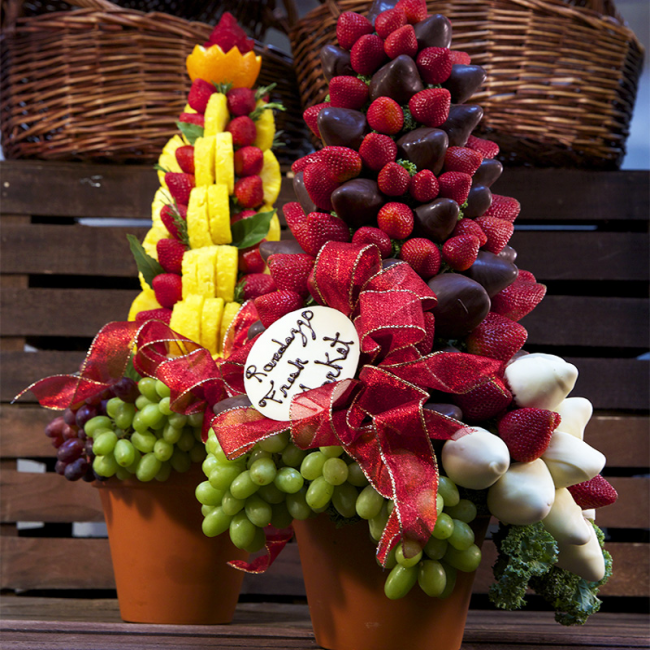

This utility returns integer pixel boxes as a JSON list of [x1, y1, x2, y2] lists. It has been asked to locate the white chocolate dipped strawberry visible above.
[[555, 523, 606, 583], [542, 488, 593, 546], [541, 431, 605, 489], [553, 396, 593, 440]]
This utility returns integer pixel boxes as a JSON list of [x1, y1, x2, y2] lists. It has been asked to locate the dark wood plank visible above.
[[0, 406, 57, 457], [597, 478, 650, 529], [585, 415, 650, 468]]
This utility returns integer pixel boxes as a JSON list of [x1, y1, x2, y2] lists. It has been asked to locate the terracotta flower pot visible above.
[[293, 515, 488, 650], [95, 465, 248, 624]]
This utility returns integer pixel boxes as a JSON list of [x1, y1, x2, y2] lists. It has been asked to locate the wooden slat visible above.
[[599, 478, 650, 529], [0, 406, 56, 457], [585, 415, 650, 468]]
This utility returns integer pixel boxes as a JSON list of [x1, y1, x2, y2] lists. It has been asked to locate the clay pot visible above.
[[95, 465, 248, 624], [293, 515, 487, 650]]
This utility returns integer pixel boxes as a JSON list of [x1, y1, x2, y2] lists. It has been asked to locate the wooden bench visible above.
[[1, 160, 648, 609]]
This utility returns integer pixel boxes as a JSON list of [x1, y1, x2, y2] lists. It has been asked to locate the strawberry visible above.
[[359, 132, 397, 171], [378, 161, 410, 196], [438, 171, 472, 205], [282, 202, 307, 230], [165, 172, 195, 206], [351, 34, 387, 76], [452, 217, 487, 246], [384, 24, 418, 59], [396, 0, 428, 23], [475, 216, 514, 254], [409, 169, 439, 202], [416, 311, 436, 355], [448, 50, 471, 65], [234, 146, 264, 177], [498, 408, 560, 462], [174, 145, 195, 175], [375, 7, 407, 39], [135, 308, 173, 326], [517, 269, 536, 283], [293, 212, 350, 257], [399, 238, 441, 279], [442, 234, 480, 271], [234, 175, 264, 209], [152, 273, 183, 309], [453, 377, 513, 421], [416, 47, 453, 85], [291, 151, 325, 174], [188, 78, 215, 113], [352, 226, 393, 258], [336, 11, 373, 51], [227, 116, 257, 147], [239, 246, 265, 274], [156, 239, 185, 275], [568, 475, 618, 510], [466, 312, 527, 361], [367, 97, 404, 135], [444, 146, 483, 176], [237, 274, 277, 301], [467, 134, 499, 159], [408, 88, 451, 128], [483, 194, 521, 222], [160, 204, 187, 240], [321, 146, 362, 182], [179, 113, 205, 128], [205, 11, 254, 53], [491, 274, 546, 322], [377, 202, 414, 239], [254, 290, 304, 328], [329, 76, 369, 110], [231, 209, 257, 224], [226, 87, 257, 117], [268, 253, 316, 298], [303, 162, 340, 211], [303, 102, 331, 138]]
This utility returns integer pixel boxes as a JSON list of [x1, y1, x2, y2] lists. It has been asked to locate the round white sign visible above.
[[244, 306, 361, 421]]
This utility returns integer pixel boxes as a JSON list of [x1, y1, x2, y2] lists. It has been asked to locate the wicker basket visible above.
[[288, 0, 644, 168], [0, 0, 310, 165]]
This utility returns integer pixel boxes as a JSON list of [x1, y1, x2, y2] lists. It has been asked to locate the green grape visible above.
[[114, 438, 136, 468], [192, 427, 203, 442], [158, 397, 172, 416], [188, 412, 204, 428], [271, 502, 293, 529], [384, 564, 418, 600], [201, 504, 216, 517], [274, 467, 304, 494], [131, 431, 156, 454], [209, 464, 243, 491], [438, 562, 457, 599], [106, 397, 123, 419], [322, 457, 348, 486], [136, 453, 162, 482], [423, 536, 448, 561], [155, 462, 172, 482], [249, 457, 277, 486], [431, 512, 454, 540], [155, 379, 171, 399], [196, 481, 225, 506], [230, 470, 260, 500], [150, 417, 166, 431], [356, 485, 384, 520], [222, 490, 246, 516], [177, 428, 196, 452], [443, 543, 482, 573], [247, 447, 272, 468], [286, 488, 311, 520], [258, 431, 289, 453], [395, 541, 423, 568], [114, 403, 136, 430], [300, 451, 327, 480], [138, 377, 159, 402], [444, 499, 477, 524], [132, 412, 149, 434], [135, 395, 153, 411], [93, 454, 118, 477], [368, 503, 389, 542], [85, 427, 113, 441], [244, 525, 266, 553], [189, 444, 206, 464], [436, 493, 444, 516], [153, 438, 174, 462], [438, 476, 460, 507], [319, 445, 343, 458], [281, 443, 306, 467], [93, 430, 117, 456], [138, 404, 162, 429], [306, 476, 334, 510], [162, 422, 183, 444], [382, 546, 397, 570], [202, 506, 232, 537], [125, 448, 142, 474], [205, 435, 219, 457], [229, 511, 257, 549], [245, 494, 273, 527], [115, 466, 131, 481], [418, 560, 446, 597], [168, 412, 187, 429], [84, 416, 113, 437], [387, 500, 394, 515], [202, 454, 219, 477], [332, 482, 358, 518], [346, 462, 369, 487], [447, 519, 475, 551], [258, 482, 285, 504], [170, 448, 191, 473]]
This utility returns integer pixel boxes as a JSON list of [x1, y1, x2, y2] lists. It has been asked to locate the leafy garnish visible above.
[[255, 83, 277, 101], [166, 202, 190, 249], [250, 101, 286, 121], [127, 234, 165, 290], [124, 355, 141, 382], [401, 106, 418, 132], [214, 81, 233, 95], [272, 129, 286, 149], [154, 163, 170, 174], [176, 120, 204, 146], [231, 209, 276, 249], [356, 74, 372, 85], [397, 158, 418, 176]]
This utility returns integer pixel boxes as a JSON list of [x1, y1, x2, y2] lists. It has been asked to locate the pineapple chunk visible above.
[[194, 136, 216, 187], [215, 132, 234, 194], [253, 100, 275, 152], [266, 212, 281, 242], [181, 248, 200, 298], [201, 297, 225, 356], [151, 187, 169, 228], [260, 149, 281, 205], [183, 103, 197, 114], [142, 226, 170, 260], [196, 246, 219, 298], [169, 294, 204, 345], [219, 301, 241, 354], [187, 187, 213, 249], [157, 135, 184, 187], [207, 184, 231, 244], [128, 290, 162, 322], [215, 245, 238, 302], [204, 93, 229, 137]]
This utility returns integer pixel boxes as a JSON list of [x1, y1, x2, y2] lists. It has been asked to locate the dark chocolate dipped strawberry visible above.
[[331, 178, 384, 228], [463, 250, 518, 297], [443, 65, 487, 105], [320, 44, 355, 81], [413, 14, 452, 49], [413, 197, 459, 242], [439, 104, 484, 147], [397, 128, 448, 175], [473, 158, 503, 187], [370, 55, 424, 104], [317, 107, 368, 149]]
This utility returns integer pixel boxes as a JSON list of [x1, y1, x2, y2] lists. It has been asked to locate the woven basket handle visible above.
[[62, 0, 121, 11]]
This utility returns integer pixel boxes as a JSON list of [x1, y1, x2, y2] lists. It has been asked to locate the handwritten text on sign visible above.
[[244, 306, 360, 421]]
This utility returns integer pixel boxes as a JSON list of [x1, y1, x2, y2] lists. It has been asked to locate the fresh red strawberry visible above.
[[375, 7, 407, 39], [491, 274, 546, 322], [359, 132, 397, 171], [231, 209, 257, 224], [293, 212, 350, 257], [497, 407, 560, 462], [444, 146, 483, 175], [409, 88, 451, 128], [453, 377, 513, 421], [239, 245, 265, 274], [165, 172, 195, 206], [416, 47, 453, 85], [174, 145, 195, 175], [399, 238, 441, 279], [336, 11, 373, 51], [226, 87, 257, 117], [396, 0, 428, 23], [188, 78, 215, 113], [291, 151, 325, 174], [467, 134, 499, 159], [409, 169, 439, 202], [378, 161, 410, 196], [152, 273, 183, 309], [254, 290, 304, 328], [568, 475, 618, 510], [475, 216, 514, 254], [442, 234, 480, 271], [237, 273, 277, 300], [367, 97, 404, 135], [517, 269, 536, 283], [234, 175, 264, 209], [377, 202, 414, 239], [466, 312, 527, 361], [449, 50, 471, 65], [416, 311, 436, 355], [329, 75, 369, 110], [156, 239, 185, 275], [452, 217, 487, 246], [352, 226, 393, 258], [268, 253, 316, 298], [227, 116, 257, 147], [205, 11, 254, 53], [438, 171, 472, 204], [234, 146, 264, 177], [283, 202, 307, 230], [384, 24, 418, 59], [321, 146, 362, 182], [351, 34, 387, 76], [179, 113, 205, 128], [303, 102, 331, 138], [160, 204, 187, 239], [303, 162, 340, 211], [483, 194, 521, 222], [135, 308, 173, 326]]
